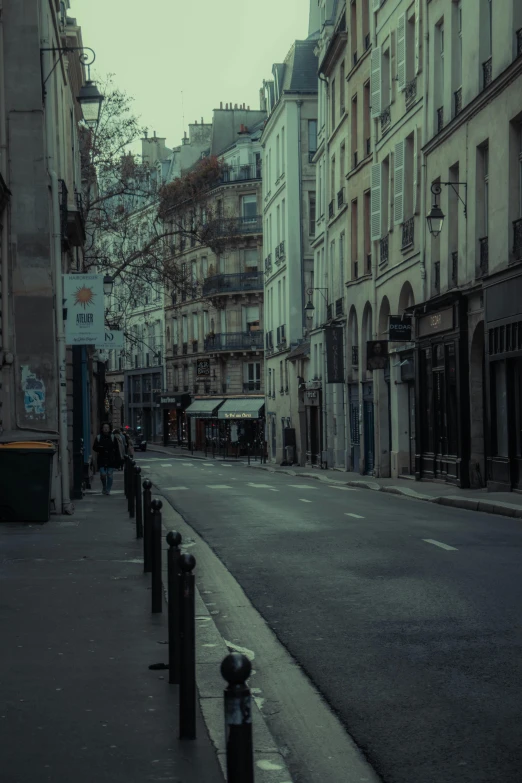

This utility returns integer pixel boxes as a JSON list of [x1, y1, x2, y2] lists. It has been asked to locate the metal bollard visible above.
[[134, 465, 143, 539], [166, 530, 182, 685], [150, 499, 163, 613], [179, 553, 196, 740], [124, 456, 130, 499], [247, 443, 251, 466], [129, 460, 136, 518], [142, 480, 152, 573], [221, 653, 254, 783]]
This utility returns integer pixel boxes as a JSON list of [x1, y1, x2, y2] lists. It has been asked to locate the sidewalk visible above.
[[0, 471, 223, 783], [147, 443, 522, 520]]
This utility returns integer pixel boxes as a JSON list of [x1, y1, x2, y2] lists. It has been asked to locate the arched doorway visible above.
[[469, 322, 486, 487], [348, 307, 360, 471], [361, 303, 374, 474], [396, 282, 416, 475], [398, 281, 415, 314], [378, 297, 392, 476]]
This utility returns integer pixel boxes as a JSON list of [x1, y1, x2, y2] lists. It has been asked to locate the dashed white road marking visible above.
[[299, 499, 313, 503], [202, 463, 214, 466], [247, 483, 277, 489], [182, 463, 194, 466], [164, 487, 189, 491], [207, 485, 233, 489], [161, 464, 173, 467], [329, 485, 358, 491], [345, 512, 364, 519], [422, 538, 458, 551], [222, 464, 233, 467], [289, 484, 317, 490]]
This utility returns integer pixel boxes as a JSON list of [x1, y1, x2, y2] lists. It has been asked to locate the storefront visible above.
[[124, 368, 164, 442], [217, 398, 265, 458], [485, 270, 522, 491], [304, 387, 322, 466], [185, 398, 225, 451], [414, 294, 470, 487], [157, 393, 191, 447]]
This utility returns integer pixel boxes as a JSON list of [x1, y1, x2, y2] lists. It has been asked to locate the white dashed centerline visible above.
[[164, 487, 189, 491], [422, 538, 458, 551], [345, 512, 364, 519], [329, 485, 358, 491], [206, 485, 233, 490], [289, 485, 317, 490], [299, 499, 313, 503]]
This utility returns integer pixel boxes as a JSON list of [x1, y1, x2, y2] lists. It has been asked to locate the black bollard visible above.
[[166, 530, 182, 685], [179, 553, 196, 740], [124, 456, 130, 499], [134, 465, 143, 539], [142, 479, 152, 573], [151, 499, 163, 614], [129, 460, 136, 518], [247, 442, 251, 466], [221, 653, 254, 783]]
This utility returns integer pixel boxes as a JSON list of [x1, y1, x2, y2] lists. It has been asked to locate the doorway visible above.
[[362, 382, 374, 475], [349, 384, 360, 472]]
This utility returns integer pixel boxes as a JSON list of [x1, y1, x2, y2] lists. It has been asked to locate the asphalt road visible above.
[[139, 455, 522, 783]]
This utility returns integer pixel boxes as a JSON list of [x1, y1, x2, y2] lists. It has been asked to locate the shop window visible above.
[[492, 362, 509, 457], [446, 344, 458, 455]]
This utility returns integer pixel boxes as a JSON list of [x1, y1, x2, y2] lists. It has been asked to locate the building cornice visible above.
[[423, 55, 522, 155]]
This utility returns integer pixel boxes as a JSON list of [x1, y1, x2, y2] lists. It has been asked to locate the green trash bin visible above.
[[0, 441, 56, 522]]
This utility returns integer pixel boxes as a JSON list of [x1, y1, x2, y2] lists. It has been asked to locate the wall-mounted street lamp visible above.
[[103, 275, 114, 297], [40, 46, 104, 127], [304, 287, 329, 313], [426, 181, 467, 238]]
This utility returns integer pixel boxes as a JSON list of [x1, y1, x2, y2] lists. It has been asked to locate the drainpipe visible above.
[[0, 0, 11, 431], [296, 100, 305, 333], [42, 23, 73, 513], [420, 27, 430, 304]]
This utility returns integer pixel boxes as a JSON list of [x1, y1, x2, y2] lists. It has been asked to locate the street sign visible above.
[[64, 273, 105, 346], [197, 359, 211, 377], [389, 315, 413, 341], [95, 329, 124, 350]]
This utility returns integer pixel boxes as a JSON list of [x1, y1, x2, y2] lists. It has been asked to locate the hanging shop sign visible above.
[[417, 307, 454, 338], [389, 315, 413, 342], [64, 273, 105, 346], [325, 326, 344, 383], [196, 359, 211, 377], [366, 340, 389, 371], [95, 329, 124, 350]]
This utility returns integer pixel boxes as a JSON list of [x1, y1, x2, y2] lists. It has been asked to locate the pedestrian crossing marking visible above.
[[345, 512, 364, 519], [247, 483, 277, 489], [206, 485, 233, 489], [161, 464, 173, 467], [288, 484, 318, 490], [164, 487, 189, 491], [182, 463, 195, 466]]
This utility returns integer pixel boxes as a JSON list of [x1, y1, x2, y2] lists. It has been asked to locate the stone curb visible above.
[[154, 486, 295, 783], [248, 464, 522, 520]]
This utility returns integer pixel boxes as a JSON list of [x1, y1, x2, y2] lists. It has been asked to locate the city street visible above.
[[139, 454, 522, 783]]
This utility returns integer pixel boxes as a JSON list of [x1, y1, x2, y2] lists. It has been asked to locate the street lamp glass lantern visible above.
[[77, 80, 104, 128], [304, 298, 315, 313], [103, 275, 114, 297], [426, 203, 445, 238]]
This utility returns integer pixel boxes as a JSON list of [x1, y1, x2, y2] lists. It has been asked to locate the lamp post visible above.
[[426, 182, 467, 238], [40, 46, 104, 126], [304, 287, 329, 315], [103, 275, 114, 297]]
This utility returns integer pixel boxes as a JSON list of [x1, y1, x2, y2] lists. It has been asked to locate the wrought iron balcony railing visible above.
[[275, 240, 286, 261], [204, 331, 264, 352], [380, 234, 389, 265], [402, 217, 414, 250], [454, 87, 462, 117], [202, 271, 263, 296], [335, 297, 343, 317], [264, 254, 272, 274], [513, 218, 522, 261], [337, 187, 345, 208], [478, 236, 489, 276], [211, 215, 262, 236], [328, 200, 335, 219], [483, 56, 492, 89], [219, 163, 262, 183], [380, 105, 391, 134], [405, 77, 417, 106], [243, 381, 262, 393]]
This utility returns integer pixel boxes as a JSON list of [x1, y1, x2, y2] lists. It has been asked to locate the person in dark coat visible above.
[[93, 422, 120, 495]]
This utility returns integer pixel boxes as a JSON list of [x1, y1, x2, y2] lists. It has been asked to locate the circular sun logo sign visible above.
[[73, 285, 96, 309]]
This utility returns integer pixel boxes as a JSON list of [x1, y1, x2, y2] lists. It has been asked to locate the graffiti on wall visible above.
[[21, 366, 46, 417]]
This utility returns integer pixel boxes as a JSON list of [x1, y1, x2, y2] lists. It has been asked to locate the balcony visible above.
[[211, 215, 262, 236], [478, 236, 489, 276], [454, 87, 462, 117], [264, 254, 272, 274], [380, 105, 391, 134], [265, 330, 274, 352], [401, 217, 414, 250], [172, 344, 178, 355], [380, 234, 389, 265], [366, 252, 372, 274], [275, 240, 286, 262], [182, 342, 188, 355], [243, 381, 262, 393], [220, 163, 261, 184], [326, 303, 333, 321], [202, 270, 263, 296], [328, 200, 335, 219], [405, 77, 417, 106], [451, 251, 458, 286], [436, 107, 444, 133], [513, 218, 522, 261], [352, 346, 359, 367], [335, 298, 343, 317], [483, 56, 492, 89], [517, 28, 522, 56], [276, 324, 286, 347], [204, 331, 264, 352], [191, 340, 198, 353], [337, 187, 345, 209]]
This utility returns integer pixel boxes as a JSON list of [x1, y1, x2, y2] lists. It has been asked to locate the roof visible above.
[[185, 398, 224, 418], [286, 341, 311, 362], [287, 40, 318, 92], [217, 398, 265, 420]]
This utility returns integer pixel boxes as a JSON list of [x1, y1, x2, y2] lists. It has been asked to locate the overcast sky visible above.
[[73, 0, 311, 149]]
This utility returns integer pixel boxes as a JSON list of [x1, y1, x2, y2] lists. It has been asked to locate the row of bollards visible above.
[[123, 457, 254, 780]]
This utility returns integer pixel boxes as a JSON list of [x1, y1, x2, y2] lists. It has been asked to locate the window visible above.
[[371, 47, 382, 118], [364, 190, 371, 268], [331, 156, 336, 200], [203, 310, 209, 335], [363, 81, 370, 155], [331, 78, 336, 129], [339, 232, 345, 290], [519, 126, 522, 217], [172, 317, 179, 346], [244, 248, 258, 270], [340, 142, 346, 184], [351, 200, 358, 278], [241, 194, 257, 221], [281, 126, 285, 173], [351, 94, 358, 167], [455, 2, 462, 93], [309, 193, 316, 235], [201, 256, 208, 279], [276, 204, 281, 245], [437, 21, 445, 123], [182, 315, 188, 343], [282, 199, 286, 238], [276, 134, 280, 178], [340, 62, 345, 113], [192, 313, 199, 341], [382, 48, 391, 109], [483, 145, 489, 233], [243, 305, 260, 332]]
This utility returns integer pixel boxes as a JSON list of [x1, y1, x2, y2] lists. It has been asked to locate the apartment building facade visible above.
[[262, 39, 318, 465], [163, 107, 266, 451], [419, 0, 522, 490]]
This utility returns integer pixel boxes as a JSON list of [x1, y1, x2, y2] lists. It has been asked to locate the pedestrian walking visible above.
[[112, 427, 126, 470], [93, 422, 120, 495]]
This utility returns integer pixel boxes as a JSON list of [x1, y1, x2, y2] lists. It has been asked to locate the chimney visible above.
[[153, 130, 157, 138], [195, 119, 198, 124], [234, 103, 238, 109], [201, 117, 203, 124], [225, 103, 228, 109], [144, 129, 148, 138], [247, 106, 250, 110], [220, 102, 223, 109]]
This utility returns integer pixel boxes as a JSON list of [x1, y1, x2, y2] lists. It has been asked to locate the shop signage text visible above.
[[197, 359, 211, 377], [389, 315, 412, 341], [64, 273, 105, 346], [418, 307, 454, 338], [224, 412, 254, 419]]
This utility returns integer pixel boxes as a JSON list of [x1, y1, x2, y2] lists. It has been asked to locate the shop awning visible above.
[[217, 398, 265, 420], [185, 398, 225, 418]]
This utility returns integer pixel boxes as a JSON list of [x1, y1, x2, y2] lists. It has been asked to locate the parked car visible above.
[[133, 428, 147, 452]]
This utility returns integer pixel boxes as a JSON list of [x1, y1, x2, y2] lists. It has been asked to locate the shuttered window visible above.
[[370, 163, 382, 241], [394, 140, 405, 225], [370, 47, 382, 118], [397, 14, 406, 90]]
